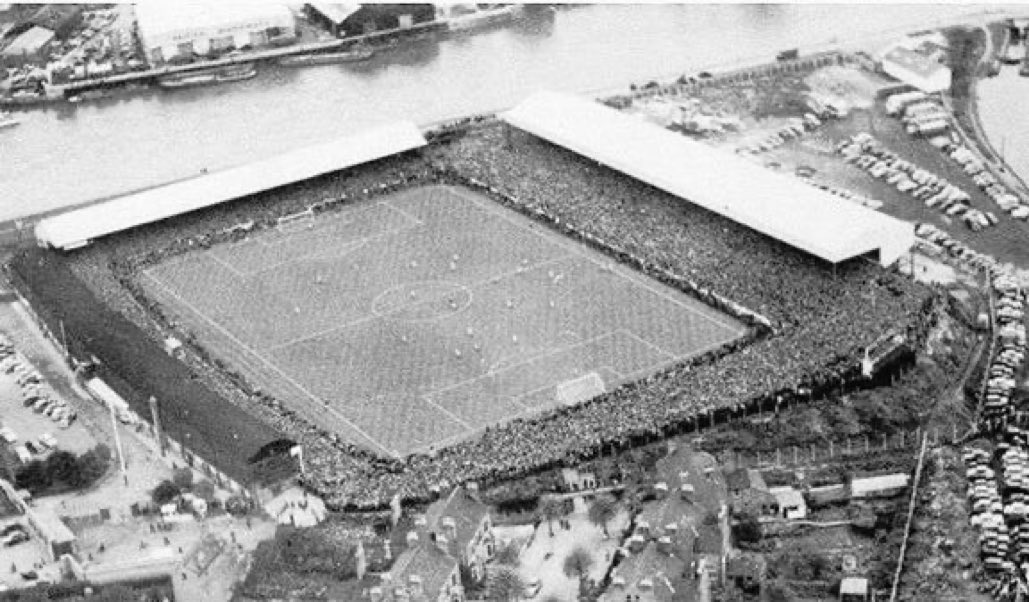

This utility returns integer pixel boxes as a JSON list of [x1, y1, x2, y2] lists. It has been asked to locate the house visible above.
[[373, 542, 464, 602], [725, 552, 767, 593], [561, 467, 598, 492], [880, 45, 951, 93], [603, 446, 711, 602], [768, 486, 807, 520], [726, 469, 777, 516], [419, 484, 494, 581], [332, 4, 436, 37]]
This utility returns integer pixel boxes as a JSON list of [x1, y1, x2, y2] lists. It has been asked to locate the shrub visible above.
[[151, 480, 180, 505]]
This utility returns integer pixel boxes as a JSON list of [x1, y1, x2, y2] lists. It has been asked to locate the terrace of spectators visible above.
[[501, 91, 915, 267], [34, 122, 428, 251]]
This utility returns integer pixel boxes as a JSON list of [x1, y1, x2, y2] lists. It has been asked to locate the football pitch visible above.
[[140, 186, 746, 457]]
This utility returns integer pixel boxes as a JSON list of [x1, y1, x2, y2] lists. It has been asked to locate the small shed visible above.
[[840, 576, 871, 601]]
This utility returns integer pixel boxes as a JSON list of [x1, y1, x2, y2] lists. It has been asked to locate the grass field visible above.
[[138, 186, 746, 457]]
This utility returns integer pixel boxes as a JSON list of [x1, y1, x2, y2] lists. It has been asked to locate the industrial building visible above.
[[135, 3, 297, 65], [312, 3, 436, 38], [1, 25, 54, 67]]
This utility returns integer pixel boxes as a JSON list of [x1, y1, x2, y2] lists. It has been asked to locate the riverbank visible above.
[[947, 21, 1029, 200], [2, 19, 446, 108]]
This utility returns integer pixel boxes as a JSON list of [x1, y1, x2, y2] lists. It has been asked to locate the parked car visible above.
[[0, 524, 26, 537], [4, 532, 29, 547]]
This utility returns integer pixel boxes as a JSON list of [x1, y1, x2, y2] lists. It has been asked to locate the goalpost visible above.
[[276, 208, 315, 234], [555, 371, 606, 407]]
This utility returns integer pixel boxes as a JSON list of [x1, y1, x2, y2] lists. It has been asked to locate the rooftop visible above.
[[384, 542, 458, 601], [307, 3, 361, 24], [35, 122, 427, 250], [422, 486, 490, 550], [882, 45, 949, 80], [502, 91, 914, 267], [2, 25, 53, 55]]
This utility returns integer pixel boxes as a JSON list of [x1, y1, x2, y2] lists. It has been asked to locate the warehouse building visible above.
[[135, 3, 297, 65], [1, 25, 54, 67]]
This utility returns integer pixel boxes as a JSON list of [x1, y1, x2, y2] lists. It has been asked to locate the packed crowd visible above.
[[57, 121, 936, 510]]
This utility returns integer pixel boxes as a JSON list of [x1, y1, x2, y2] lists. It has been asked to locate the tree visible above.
[[15, 460, 52, 493], [151, 480, 180, 505], [45, 450, 78, 485], [488, 567, 524, 602], [587, 494, 618, 538], [562, 546, 594, 582], [172, 466, 194, 491], [193, 479, 217, 502], [76, 446, 110, 487], [538, 497, 565, 537], [732, 512, 762, 545], [493, 540, 521, 566]]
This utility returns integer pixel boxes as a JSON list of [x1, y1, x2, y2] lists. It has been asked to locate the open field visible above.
[[139, 186, 746, 457]]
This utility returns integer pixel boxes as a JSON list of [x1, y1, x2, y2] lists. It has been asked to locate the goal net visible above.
[[556, 372, 606, 407]]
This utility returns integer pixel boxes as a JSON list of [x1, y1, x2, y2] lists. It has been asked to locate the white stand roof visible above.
[[36, 122, 427, 250], [502, 91, 914, 267]]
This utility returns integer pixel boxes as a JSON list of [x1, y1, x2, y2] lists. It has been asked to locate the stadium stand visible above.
[[501, 91, 915, 267], [34, 122, 427, 251], [7, 250, 296, 494]]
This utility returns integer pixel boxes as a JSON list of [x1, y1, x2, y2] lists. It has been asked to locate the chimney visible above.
[[369, 586, 383, 602], [611, 576, 626, 589], [657, 536, 673, 555], [442, 516, 457, 541], [406, 531, 419, 546], [680, 483, 695, 501], [408, 574, 423, 597], [639, 578, 654, 591], [466, 481, 479, 493], [665, 523, 679, 536], [654, 482, 669, 499]]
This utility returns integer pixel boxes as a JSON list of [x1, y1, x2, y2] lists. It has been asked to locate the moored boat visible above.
[[440, 4, 523, 32], [277, 47, 375, 67], [159, 63, 257, 88], [215, 63, 258, 83]]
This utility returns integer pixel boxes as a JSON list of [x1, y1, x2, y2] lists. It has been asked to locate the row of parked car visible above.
[[0, 522, 29, 548], [964, 444, 1013, 573], [838, 132, 998, 231], [914, 223, 1011, 277], [737, 112, 824, 155], [929, 137, 1029, 222], [984, 273, 1026, 426], [805, 181, 883, 210]]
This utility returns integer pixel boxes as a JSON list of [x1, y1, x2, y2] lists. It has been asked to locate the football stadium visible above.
[[12, 91, 934, 509]]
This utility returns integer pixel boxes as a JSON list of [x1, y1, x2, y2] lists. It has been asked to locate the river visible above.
[[0, 3, 1016, 222], [978, 67, 1029, 185]]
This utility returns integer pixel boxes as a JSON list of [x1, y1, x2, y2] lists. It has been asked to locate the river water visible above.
[[978, 67, 1029, 184], [0, 3, 1015, 222]]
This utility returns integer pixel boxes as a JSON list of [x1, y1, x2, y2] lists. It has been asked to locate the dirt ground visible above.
[[898, 447, 992, 602]]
